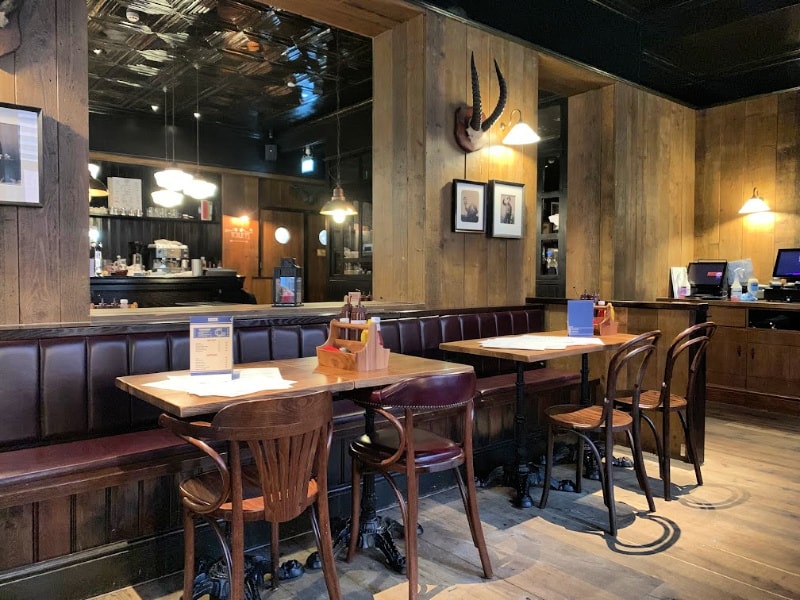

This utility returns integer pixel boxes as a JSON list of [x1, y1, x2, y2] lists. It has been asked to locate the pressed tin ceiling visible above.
[[87, 0, 373, 138]]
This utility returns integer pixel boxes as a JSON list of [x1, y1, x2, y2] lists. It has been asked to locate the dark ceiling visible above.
[[87, 0, 800, 147], [419, 0, 800, 108], [87, 0, 373, 140]]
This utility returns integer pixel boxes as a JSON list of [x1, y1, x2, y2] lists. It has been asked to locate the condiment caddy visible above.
[[317, 319, 390, 371]]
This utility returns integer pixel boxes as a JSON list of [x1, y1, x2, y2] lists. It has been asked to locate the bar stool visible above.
[[615, 322, 716, 500], [538, 330, 661, 536], [158, 391, 341, 600], [346, 371, 492, 600]]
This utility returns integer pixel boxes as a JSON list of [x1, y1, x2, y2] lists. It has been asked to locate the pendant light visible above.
[[183, 65, 217, 200], [88, 163, 108, 199], [153, 71, 192, 197], [320, 32, 357, 224]]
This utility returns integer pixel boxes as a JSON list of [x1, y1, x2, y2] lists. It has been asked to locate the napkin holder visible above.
[[595, 303, 619, 336], [317, 319, 390, 371]]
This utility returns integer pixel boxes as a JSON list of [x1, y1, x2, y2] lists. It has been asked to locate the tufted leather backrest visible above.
[[0, 308, 543, 451]]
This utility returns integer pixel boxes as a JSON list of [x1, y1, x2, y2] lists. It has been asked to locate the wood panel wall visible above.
[[373, 12, 539, 307], [566, 84, 695, 301], [695, 90, 800, 280], [0, 0, 88, 325]]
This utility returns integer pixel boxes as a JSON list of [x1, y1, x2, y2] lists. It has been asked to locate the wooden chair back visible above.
[[216, 391, 332, 523], [660, 322, 717, 409], [603, 331, 662, 428]]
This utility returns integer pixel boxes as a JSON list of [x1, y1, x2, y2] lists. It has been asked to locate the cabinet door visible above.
[[747, 329, 800, 397], [706, 326, 747, 388]]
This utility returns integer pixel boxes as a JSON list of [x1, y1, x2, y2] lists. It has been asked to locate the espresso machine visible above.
[[148, 240, 189, 273]]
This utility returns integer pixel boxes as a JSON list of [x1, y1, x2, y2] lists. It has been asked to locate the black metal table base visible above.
[[329, 515, 407, 574], [191, 554, 312, 600]]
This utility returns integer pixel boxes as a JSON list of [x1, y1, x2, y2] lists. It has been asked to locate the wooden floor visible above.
[[91, 402, 800, 600]]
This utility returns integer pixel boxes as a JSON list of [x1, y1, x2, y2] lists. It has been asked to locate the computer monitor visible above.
[[687, 260, 728, 297], [772, 248, 800, 283]]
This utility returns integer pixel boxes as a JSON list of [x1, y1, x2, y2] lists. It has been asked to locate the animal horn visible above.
[[469, 52, 482, 131], [481, 60, 507, 131]]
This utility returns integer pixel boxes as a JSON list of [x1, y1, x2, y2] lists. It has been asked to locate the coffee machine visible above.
[[148, 240, 189, 273]]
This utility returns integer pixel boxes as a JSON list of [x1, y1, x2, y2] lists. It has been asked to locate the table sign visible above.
[[190, 316, 234, 376], [567, 299, 594, 336]]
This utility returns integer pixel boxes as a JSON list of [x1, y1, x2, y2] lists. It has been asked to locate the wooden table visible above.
[[440, 331, 636, 507], [116, 353, 473, 575], [116, 353, 472, 418]]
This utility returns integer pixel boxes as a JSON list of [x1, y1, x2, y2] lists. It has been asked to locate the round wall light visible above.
[[275, 227, 290, 244]]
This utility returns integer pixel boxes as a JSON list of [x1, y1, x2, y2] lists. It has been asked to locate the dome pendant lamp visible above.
[[184, 65, 217, 200], [320, 32, 357, 224], [153, 72, 191, 202]]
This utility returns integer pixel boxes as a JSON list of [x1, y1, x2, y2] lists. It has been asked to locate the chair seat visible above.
[[350, 428, 464, 469], [545, 404, 633, 432], [615, 390, 688, 411], [180, 465, 318, 521]]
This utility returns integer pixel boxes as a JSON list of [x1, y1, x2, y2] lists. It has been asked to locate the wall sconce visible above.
[[739, 187, 771, 214], [500, 109, 541, 145]]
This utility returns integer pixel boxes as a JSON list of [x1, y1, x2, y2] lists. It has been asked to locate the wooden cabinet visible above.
[[706, 304, 800, 414]]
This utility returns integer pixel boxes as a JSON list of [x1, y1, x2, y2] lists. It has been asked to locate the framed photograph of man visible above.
[[488, 180, 524, 238], [0, 102, 42, 207], [452, 178, 487, 233]]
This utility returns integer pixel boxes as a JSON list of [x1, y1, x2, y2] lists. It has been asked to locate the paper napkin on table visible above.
[[479, 335, 604, 351], [144, 367, 296, 397]]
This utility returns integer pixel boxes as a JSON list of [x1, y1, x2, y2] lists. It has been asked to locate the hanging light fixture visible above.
[[320, 33, 357, 224], [739, 187, 771, 214], [501, 109, 541, 145], [183, 65, 217, 200], [153, 72, 192, 196], [88, 163, 108, 199]]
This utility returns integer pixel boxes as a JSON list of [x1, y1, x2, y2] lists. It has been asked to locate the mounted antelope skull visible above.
[[454, 52, 508, 153]]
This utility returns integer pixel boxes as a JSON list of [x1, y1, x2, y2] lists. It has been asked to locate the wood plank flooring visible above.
[[90, 402, 800, 600]]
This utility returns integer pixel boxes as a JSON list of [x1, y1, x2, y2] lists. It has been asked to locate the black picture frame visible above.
[[488, 180, 525, 238], [0, 102, 43, 207], [452, 178, 487, 233]]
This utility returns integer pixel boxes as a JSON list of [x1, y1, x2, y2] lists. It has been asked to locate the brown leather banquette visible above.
[[0, 306, 581, 599]]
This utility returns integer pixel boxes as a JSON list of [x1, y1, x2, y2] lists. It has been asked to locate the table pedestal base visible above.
[[329, 515, 407, 574]]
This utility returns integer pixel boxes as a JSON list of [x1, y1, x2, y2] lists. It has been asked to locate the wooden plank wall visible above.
[[0, 0, 88, 325], [373, 12, 538, 307], [566, 83, 695, 302], [695, 90, 800, 280]]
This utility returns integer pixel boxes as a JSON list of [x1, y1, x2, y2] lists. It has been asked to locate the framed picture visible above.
[[0, 102, 42, 207], [452, 178, 487, 233], [488, 180, 525, 238]]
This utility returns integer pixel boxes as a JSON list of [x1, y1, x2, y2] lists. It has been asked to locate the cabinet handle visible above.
[[737, 345, 742, 357], [750, 347, 755, 360]]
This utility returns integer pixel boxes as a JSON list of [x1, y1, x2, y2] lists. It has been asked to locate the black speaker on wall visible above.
[[265, 143, 278, 161]]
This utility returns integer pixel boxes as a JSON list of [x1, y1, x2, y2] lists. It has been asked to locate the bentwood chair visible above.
[[158, 391, 341, 600], [346, 371, 492, 600], [538, 330, 661, 536], [615, 322, 716, 500]]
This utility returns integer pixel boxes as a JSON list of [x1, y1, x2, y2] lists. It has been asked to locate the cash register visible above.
[[686, 260, 728, 299], [763, 248, 800, 302]]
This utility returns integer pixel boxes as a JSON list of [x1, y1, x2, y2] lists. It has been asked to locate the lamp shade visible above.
[[151, 189, 184, 208], [502, 122, 541, 145], [184, 177, 217, 200], [89, 175, 108, 198], [154, 167, 193, 192], [739, 188, 770, 214], [320, 185, 358, 223]]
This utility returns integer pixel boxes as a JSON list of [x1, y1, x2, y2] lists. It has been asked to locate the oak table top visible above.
[[116, 354, 473, 418], [439, 330, 637, 362]]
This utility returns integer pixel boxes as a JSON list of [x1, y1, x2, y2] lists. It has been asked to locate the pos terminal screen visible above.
[[772, 249, 800, 282], [687, 261, 727, 294]]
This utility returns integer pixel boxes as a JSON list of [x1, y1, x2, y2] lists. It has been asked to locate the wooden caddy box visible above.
[[316, 319, 390, 371]]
